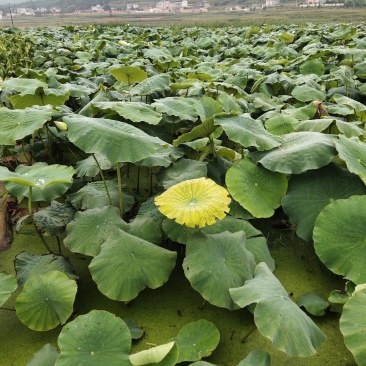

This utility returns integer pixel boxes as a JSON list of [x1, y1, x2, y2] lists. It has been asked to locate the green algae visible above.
[[0, 224, 357, 366]]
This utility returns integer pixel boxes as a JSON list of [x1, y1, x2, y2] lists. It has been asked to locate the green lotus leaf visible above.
[[193, 96, 223, 121], [345, 281, 356, 296], [202, 215, 262, 237], [0, 77, 47, 92], [0, 163, 75, 190], [137, 196, 165, 227], [292, 118, 333, 132], [127, 216, 162, 246], [291, 85, 325, 102], [282, 163, 366, 242], [226, 158, 287, 218], [252, 132, 337, 174], [327, 103, 354, 117], [228, 200, 253, 220], [110, 65, 147, 84], [3, 163, 75, 201], [328, 290, 349, 312], [69, 180, 134, 212], [10, 86, 70, 109], [15, 252, 77, 287], [26, 344, 59, 366], [0, 106, 53, 145], [16, 271, 77, 331], [76, 153, 114, 178], [32, 201, 76, 236], [152, 97, 198, 122], [91, 101, 162, 125], [332, 94, 366, 120], [218, 93, 243, 114], [184, 231, 256, 310], [214, 114, 282, 151], [157, 159, 207, 189], [340, 284, 366, 365], [199, 216, 274, 270], [155, 177, 230, 228], [230, 263, 326, 357], [63, 115, 166, 164], [264, 114, 296, 135], [130, 74, 170, 96], [124, 318, 144, 340], [162, 219, 190, 244], [296, 292, 329, 316], [173, 119, 220, 146], [172, 320, 220, 363], [335, 135, 366, 185], [237, 350, 270, 366], [136, 145, 184, 168], [129, 342, 178, 366], [313, 195, 366, 284], [78, 88, 110, 117], [335, 120, 365, 138], [89, 229, 176, 301], [64, 206, 128, 257], [282, 102, 317, 120], [300, 60, 325, 76], [143, 47, 174, 62], [252, 95, 284, 112], [56, 310, 131, 366], [0, 273, 17, 307]]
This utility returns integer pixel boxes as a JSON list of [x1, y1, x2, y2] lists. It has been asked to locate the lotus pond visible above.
[[0, 23, 366, 366]]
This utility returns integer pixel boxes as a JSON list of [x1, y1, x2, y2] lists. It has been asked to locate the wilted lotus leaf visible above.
[[237, 350, 270, 366], [129, 341, 178, 366], [155, 177, 231, 228], [27, 344, 59, 366]]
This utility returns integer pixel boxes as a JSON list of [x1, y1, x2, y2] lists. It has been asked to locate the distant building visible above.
[[266, 0, 281, 6], [16, 7, 35, 15], [91, 4, 104, 12], [126, 4, 140, 10], [154, 0, 209, 12], [306, 0, 326, 5]]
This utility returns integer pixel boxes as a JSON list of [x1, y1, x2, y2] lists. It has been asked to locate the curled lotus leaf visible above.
[[155, 177, 231, 228]]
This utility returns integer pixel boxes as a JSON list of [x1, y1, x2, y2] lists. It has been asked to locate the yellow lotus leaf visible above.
[[155, 177, 231, 228]]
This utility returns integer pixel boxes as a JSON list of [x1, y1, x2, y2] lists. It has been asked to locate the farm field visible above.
[[0, 22, 366, 366], [2, 7, 366, 28]]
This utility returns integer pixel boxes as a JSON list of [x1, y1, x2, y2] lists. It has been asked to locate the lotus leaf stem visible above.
[[28, 187, 52, 253], [56, 235, 62, 255], [38, 131, 55, 164], [92, 154, 112, 206], [0, 307, 15, 312], [117, 162, 123, 216]]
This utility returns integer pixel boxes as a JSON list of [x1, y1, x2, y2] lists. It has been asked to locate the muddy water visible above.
[[0, 224, 356, 366]]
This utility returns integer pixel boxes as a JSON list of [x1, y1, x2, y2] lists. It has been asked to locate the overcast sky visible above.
[[0, 0, 30, 5]]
